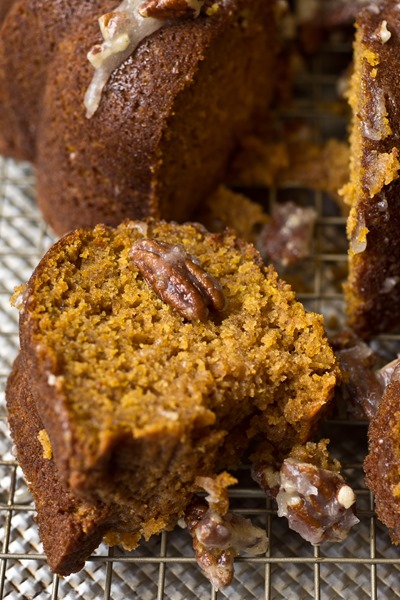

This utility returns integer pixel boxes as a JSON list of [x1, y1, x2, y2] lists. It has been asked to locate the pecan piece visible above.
[[333, 330, 400, 421], [275, 459, 359, 544], [258, 201, 317, 268], [184, 473, 268, 590], [138, 0, 204, 19], [131, 238, 225, 321], [266, 459, 359, 544], [185, 497, 236, 590]]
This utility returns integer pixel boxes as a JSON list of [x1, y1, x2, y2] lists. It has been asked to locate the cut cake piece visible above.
[[6, 219, 339, 574], [342, 1, 400, 337]]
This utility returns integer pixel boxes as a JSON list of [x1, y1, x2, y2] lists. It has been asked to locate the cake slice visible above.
[[7, 218, 339, 574], [342, 1, 400, 336]]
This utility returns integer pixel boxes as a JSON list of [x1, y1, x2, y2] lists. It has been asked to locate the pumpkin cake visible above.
[[341, 1, 400, 337], [364, 371, 400, 544], [0, 0, 277, 235], [6, 218, 339, 574]]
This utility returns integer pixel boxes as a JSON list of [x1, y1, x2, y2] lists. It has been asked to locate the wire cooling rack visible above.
[[1, 33, 400, 600]]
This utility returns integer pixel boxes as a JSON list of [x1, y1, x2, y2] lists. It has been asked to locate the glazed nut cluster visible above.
[[276, 459, 359, 545], [185, 474, 268, 590], [252, 458, 359, 545]]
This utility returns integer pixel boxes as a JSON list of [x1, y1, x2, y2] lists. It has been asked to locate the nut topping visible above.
[[184, 473, 268, 590], [275, 459, 359, 544], [131, 238, 225, 321], [85, 0, 165, 118], [252, 454, 359, 545], [185, 497, 236, 590], [85, 0, 207, 117], [139, 0, 204, 19]]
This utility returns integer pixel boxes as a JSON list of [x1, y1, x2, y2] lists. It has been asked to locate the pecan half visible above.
[[131, 238, 225, 322], [138, 0, 204, 20]]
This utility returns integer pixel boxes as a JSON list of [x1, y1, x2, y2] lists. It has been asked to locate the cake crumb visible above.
[[11, 284, 28, 310], [37, 429, 52, 460]]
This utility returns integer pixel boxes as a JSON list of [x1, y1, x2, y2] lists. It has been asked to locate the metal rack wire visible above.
[[1, 34, 400, 600]]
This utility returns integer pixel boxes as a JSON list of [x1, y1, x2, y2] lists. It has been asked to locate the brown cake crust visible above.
[[0, 0, 15, 23], [343, 1, 400, 336], [6, 354, 111, 575], [364, 378, 400, 543], [0, 0, 276, 235]]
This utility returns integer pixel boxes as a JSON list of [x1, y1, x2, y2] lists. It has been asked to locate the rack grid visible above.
[[1, 33, 400, 600]]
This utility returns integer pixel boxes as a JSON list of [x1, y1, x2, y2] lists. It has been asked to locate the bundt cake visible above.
[[0, 0, 278, 235], [341, 0, 400, 337], [7, 218, 339, 575]]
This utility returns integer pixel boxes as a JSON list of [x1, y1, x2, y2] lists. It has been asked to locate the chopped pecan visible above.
[[185, 497, 236, 590], [335, 337, 383, 420], [185, 473, 268, 589], [333, 331, 400, 421], [131, 238, 225, 322], [138, 0, 204, 19], [252, 446, 359, 545], [276, 459, 359, 544], [258, 201, 317, 268]]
